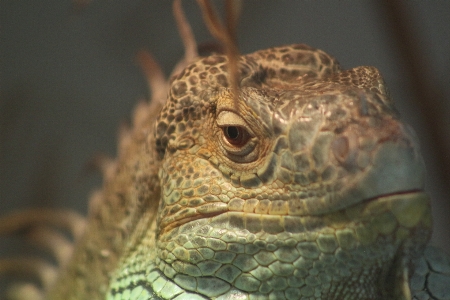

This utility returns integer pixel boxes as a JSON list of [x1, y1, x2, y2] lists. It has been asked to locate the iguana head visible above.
[[153, 44, 431, 298]]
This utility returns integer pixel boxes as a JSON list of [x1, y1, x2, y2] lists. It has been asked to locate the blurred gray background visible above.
[[1, 0, 449, 259]]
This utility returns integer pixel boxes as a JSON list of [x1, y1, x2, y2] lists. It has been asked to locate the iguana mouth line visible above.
[[158, 189, 424, 236], [359, 189, 423, 204], [159, 211, 226, 236]]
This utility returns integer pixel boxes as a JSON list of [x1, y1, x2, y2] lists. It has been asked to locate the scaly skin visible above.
[[103, 44, 434, 299], [3, 5, 450, 300]]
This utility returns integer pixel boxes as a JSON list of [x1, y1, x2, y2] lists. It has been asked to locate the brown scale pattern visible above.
[[126, 43, 435, 299], [2, 2, 450, 300]]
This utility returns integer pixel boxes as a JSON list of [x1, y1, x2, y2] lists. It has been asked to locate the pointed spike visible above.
[[26, 226, 74, 268], [132, 100, 150, 129], [135, 50, 168, 106], [0, 258, 58, 291], [6, 283, 44, 300], [0, 209, 86, 241], [173, 0, 198, 63], [85, 153, 117, 181], [87, 189, 103, 216], [170, 0, 201, 77], [118, 121, 133, 156]]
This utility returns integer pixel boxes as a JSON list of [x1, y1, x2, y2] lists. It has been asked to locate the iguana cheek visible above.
[[155, 191, 431, 297]]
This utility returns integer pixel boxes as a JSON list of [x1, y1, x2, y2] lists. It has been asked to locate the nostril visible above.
[[332, 136, 350, 163]]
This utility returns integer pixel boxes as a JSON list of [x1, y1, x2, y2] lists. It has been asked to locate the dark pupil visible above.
[[226, 126, 240, 140]]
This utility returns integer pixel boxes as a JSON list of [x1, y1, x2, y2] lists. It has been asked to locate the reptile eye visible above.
[[223, 126, 250, 146], [216, 110, 258, 161]]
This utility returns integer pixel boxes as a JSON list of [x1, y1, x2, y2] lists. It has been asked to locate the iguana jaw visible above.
[[154, 191, 431, 299], [158, 190, 428, 236]]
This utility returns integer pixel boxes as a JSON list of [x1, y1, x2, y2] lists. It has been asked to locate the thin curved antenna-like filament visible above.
[[225, 0, 242, 47], [169, 0, 200, 78], [173, 0, 198, 64], [196, 0, 241, 108]]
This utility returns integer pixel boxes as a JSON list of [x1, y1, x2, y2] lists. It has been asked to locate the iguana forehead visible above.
[[155, 44, 339, 157], [155, 43, 425, 220], [155, 44, 397, 158]]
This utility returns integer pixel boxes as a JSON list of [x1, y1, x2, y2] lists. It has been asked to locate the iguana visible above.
[[1, 1, 449, 299]]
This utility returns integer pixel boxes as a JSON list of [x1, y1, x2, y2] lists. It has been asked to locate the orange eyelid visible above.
[[216, 111, 248, 127]]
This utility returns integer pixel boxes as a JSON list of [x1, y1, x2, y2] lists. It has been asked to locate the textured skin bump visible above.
[[411, 246, 450, 300], [103, 44, 444, 299]]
